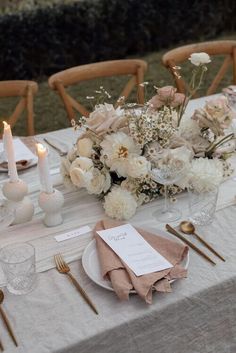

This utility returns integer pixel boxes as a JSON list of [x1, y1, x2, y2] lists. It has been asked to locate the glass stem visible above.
[[164, 185, 169, 213]]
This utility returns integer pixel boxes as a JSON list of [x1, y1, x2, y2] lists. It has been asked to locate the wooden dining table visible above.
[[0, 95, 235, 353]]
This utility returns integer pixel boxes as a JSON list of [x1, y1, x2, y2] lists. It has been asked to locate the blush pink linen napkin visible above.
[[94, 220, 188, 304]]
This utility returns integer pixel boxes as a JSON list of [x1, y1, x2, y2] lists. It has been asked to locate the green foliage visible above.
[[0, 0, 235, 80]]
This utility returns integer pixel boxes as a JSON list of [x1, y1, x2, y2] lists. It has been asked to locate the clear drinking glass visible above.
[[151, 153, 186, 222], [0, 243, 36, 295], [188, 186, 219, 225]]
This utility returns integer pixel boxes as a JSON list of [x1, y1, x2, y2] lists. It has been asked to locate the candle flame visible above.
[[36, 143, 46, 153], [3, 121, 9, 129]]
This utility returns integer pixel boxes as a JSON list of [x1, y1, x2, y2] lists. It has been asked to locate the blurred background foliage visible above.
[[0, 0, 235, 80], [0, 0, 235, 135], [0, 0, 77, 14]]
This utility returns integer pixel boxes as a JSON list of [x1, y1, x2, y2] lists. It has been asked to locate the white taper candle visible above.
[[36, 143, 53, 194], [3, 121, 19, 182]]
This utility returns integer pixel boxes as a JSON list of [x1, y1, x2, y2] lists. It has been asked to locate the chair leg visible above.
[[27, 85, 35, 136], [137, 67, 145, 104]]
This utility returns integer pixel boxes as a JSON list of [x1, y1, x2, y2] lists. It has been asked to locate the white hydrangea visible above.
[[103, 187, 137, 220], [188, 158, 223, 192]]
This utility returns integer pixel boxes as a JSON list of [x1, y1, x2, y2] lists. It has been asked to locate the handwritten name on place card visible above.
[[54, 226, 91, 242], [96, 224, 173, 276]]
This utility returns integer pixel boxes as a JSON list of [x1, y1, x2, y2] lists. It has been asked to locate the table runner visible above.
[[0, 151, 235, 286]]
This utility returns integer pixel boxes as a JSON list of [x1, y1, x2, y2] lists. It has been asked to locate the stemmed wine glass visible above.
[[151, 150, 186, 222]]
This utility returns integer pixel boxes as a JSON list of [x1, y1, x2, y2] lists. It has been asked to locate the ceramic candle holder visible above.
[[2, 179, 34, 225], [38, 188, 64, 227]]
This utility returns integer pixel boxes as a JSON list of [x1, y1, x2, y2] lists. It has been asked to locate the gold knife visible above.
[[166, 224, 216, 265]]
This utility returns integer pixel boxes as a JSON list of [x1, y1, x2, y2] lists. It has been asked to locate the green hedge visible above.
[[0, 0, 235, 80]]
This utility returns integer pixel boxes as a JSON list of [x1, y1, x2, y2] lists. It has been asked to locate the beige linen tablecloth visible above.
[[0, 96, 235, 353], [1, 205, 235, 353]]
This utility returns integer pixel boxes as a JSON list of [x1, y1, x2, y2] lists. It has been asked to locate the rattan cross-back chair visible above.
[[0, 80, 38, 136], [162, 40, 236, 97], [48, 59, 148, 120]]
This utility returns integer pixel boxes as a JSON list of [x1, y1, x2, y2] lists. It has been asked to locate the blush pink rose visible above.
[[148, 86, 186, 110], [192, 96, 233, 136]]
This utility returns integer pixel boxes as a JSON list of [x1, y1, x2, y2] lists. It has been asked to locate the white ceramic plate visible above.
[[82, 227, 190, 292]]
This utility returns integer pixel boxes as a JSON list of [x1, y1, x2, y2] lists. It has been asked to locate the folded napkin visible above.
[[0, 137, 38, 170], [94, 220, 188, 304]]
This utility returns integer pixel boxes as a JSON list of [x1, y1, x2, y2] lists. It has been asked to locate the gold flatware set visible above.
[[54, 253, 98, 315], [166, 221, 225, 265]]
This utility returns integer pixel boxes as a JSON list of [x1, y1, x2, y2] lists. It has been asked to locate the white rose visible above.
[[60, 157, 71, 177], [60, 158, 77, 190], [189, 52, 211, 66], [69, 157, 94, 188], [86, 169, 111, 195], [77, 138, 94, 157], [70, 168, 93, 188], [127, 156, 150, 178], [67, 146, 77, 162], [103, 187, 137, 220], [71, 157, 93, 171], [87, 103, 121, 134]]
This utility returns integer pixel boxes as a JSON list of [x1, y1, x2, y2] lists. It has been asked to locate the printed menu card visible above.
[[96, 224, 173, 276]]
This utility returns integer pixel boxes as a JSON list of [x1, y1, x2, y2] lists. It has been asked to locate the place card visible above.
[[96, 224, 173, 276], [0, 138, 37, 162], [54, 226, 92, 242]]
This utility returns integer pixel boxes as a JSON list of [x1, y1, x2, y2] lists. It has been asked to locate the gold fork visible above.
[[54, 254, 98, 315]]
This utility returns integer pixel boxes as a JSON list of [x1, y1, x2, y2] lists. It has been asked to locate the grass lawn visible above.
[[0, 33, 235, 136]]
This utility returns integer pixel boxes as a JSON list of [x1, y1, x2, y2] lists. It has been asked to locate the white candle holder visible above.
[[2, 179, 34, 225], [38, 188, 64, 227]]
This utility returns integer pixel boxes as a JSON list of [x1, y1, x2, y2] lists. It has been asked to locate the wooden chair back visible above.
[[162, 40, 236, 97], [48, 59, 148, 120], [0, 80, 38, 136]]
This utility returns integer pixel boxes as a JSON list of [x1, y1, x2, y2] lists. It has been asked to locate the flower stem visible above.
[[205, 133, 235, 157]]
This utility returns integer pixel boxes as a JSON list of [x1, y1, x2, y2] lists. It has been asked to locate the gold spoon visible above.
[[0, 290, 18, 347], [179, 221, 225, 262]]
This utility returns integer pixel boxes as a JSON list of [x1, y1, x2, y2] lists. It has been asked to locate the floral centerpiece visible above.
[[61, 53, 235, 220]]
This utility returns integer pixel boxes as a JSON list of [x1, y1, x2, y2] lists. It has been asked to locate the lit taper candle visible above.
[[36, 143, 53, 194], [3, 121, 18, 182]]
